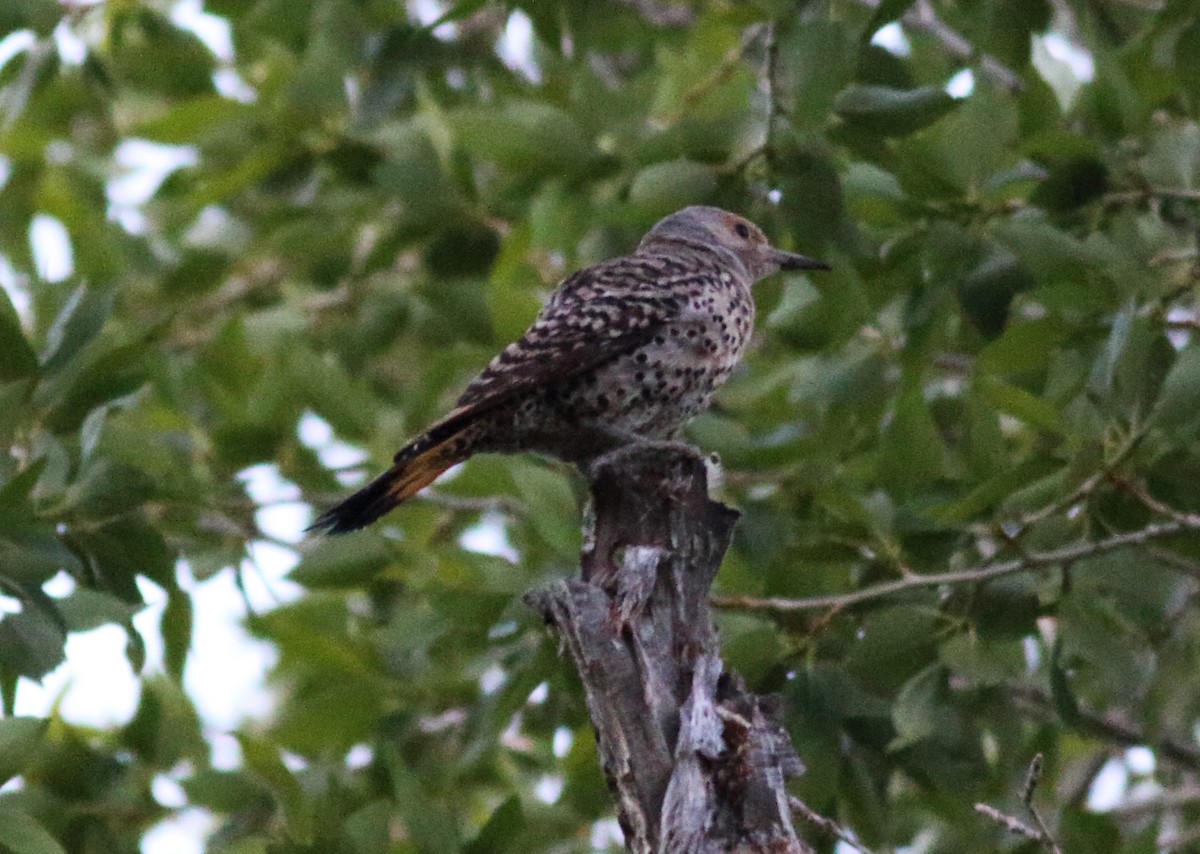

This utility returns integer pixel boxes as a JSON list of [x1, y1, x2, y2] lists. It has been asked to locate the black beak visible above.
[[773, 248, 831, 271]]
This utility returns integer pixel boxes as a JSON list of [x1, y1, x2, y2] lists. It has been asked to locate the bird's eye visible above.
[[733, 222, 751, 239]]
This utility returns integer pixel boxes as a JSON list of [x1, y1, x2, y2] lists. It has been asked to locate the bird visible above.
[[309, 206, 828, 534]]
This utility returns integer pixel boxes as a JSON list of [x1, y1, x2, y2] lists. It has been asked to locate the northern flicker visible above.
[[309, 206, 828, 534]]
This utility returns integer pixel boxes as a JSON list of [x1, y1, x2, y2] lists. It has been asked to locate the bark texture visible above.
[[524, 445, 813, 854]]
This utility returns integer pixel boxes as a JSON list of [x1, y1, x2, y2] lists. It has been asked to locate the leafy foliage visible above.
[[2, 0, 1200, 852]]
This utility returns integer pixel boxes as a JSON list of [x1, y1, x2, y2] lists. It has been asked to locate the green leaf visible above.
[[386, 746, 461, 853], [1028, 156, 1108, 212], [0, 287, 36, 382], [464, 796, 524, 854], [133, 96, 252, 145], [53, 588, 140, 633], [978, 318, 1067, 375], [285, 346, 380, 439], [289, 532, 393, 588], [879, 381, 947, 496], [776, 20, 855, 130], [0, 606, 66, 680], [1173, 20, 1200, 105], [0, 807, 66, 854], [287, 0, 361, 114], [939, 634, 1023, 687], [183, 769, 273, 813], [863, 0, 918, 40], [627, 159, 716, 217], [927, 459, 1056, 523], [508, 461, 579, 557], [452, 102, 595, 176], [344, 799, 392, 854], [1058, 595, 1155, 704], [1153, 345, 1200, 439], [237, 735, 312, 843], [955, 251, 1034, 338], [161, 587, 192, 682], [889, 664, 942, 750], [0, 0, 62, 36], [0, 381, 32, 453], [845, 606, 944, 690], [975, 375, 1066, 436], [0, 716, 46, 785], [107, 8, 215, 97], [0, 526, 82, 586], [1059, 808, 1121, 853], [834, 85, 958, 137], [67, 519, 174, 596], [486, 226, 546, 346]]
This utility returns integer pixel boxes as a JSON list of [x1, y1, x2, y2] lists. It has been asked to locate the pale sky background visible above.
[[0, 4, 1150, 852]]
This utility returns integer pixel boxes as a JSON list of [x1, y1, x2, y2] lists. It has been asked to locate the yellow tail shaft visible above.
[[308, 432, 465, 534]]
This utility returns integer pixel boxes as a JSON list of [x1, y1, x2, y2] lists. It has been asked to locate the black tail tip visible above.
[[305, 507, 367, 536], [306, 476, 398, 536]]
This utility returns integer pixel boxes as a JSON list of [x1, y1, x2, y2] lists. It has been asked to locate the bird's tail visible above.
[[307, 422, 472, 535]]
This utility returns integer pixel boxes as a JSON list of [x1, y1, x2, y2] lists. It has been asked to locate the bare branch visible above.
[[714, 516, 1200, 614], [848, 0, 1022, 92], [1022, 754, 1065, 854], [1160, 824, 1200, 852], [416, 490, 525, 517], [661, 24, 767, 124], [1105, 187, 1200, 205], [1109, 786, 1200, 817], [973, 803, 1046, 844], [609, 0, 696, 27], [789, 797, 878, 854], [987, 426, 1144, 534], [1007, 684, 1200, 771], [975, 754, 1063, 853], [1151, 247, 1199, 268]]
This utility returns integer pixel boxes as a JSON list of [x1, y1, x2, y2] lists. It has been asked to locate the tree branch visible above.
[[713, 516, 1200, 615], [849, 0, 1023, 92], [609, 0, 696, 27], [1006, 684, 1200, 771], [525, 445, 813, 853], [788, 797, 877, 854], [975, 754, 1064, 854]]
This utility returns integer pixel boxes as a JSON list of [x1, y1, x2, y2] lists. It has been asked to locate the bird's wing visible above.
[[449, 255, 687, 415]]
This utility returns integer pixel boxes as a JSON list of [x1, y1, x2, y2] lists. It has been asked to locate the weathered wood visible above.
[[524, 445, 813, 853]]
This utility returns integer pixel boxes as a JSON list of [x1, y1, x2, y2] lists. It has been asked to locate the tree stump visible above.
[[524, 445, 813, 854]]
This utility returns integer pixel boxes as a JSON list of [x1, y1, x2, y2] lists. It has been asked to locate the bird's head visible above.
[[639, 206, 829, 281]]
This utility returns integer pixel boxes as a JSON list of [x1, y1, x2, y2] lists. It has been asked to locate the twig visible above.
[[1164, 316, 1200, 331], [1109, 785, 1200, 817], [1023, 755, 1065, 854], [1144, 546, 1200, 583], [973, 804, 1045, 844], [416, 490, 525, 517], [992, 426, 1144, 533], [727, 24, 784, 177], [661, 25, 767, 124], [1006, 684, 1200, 771], [1159, 823, 1200, 852], [1124, 479, 1197, 523], [848, 0, 1022, 92], [1151, 247, 1199, 268], [788, 797, 877, 854], [975, 754, 1064, 853], [609, 0, 695, 27], [1105, 187, 1200, 205], [713, 516, 1200, 614]]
